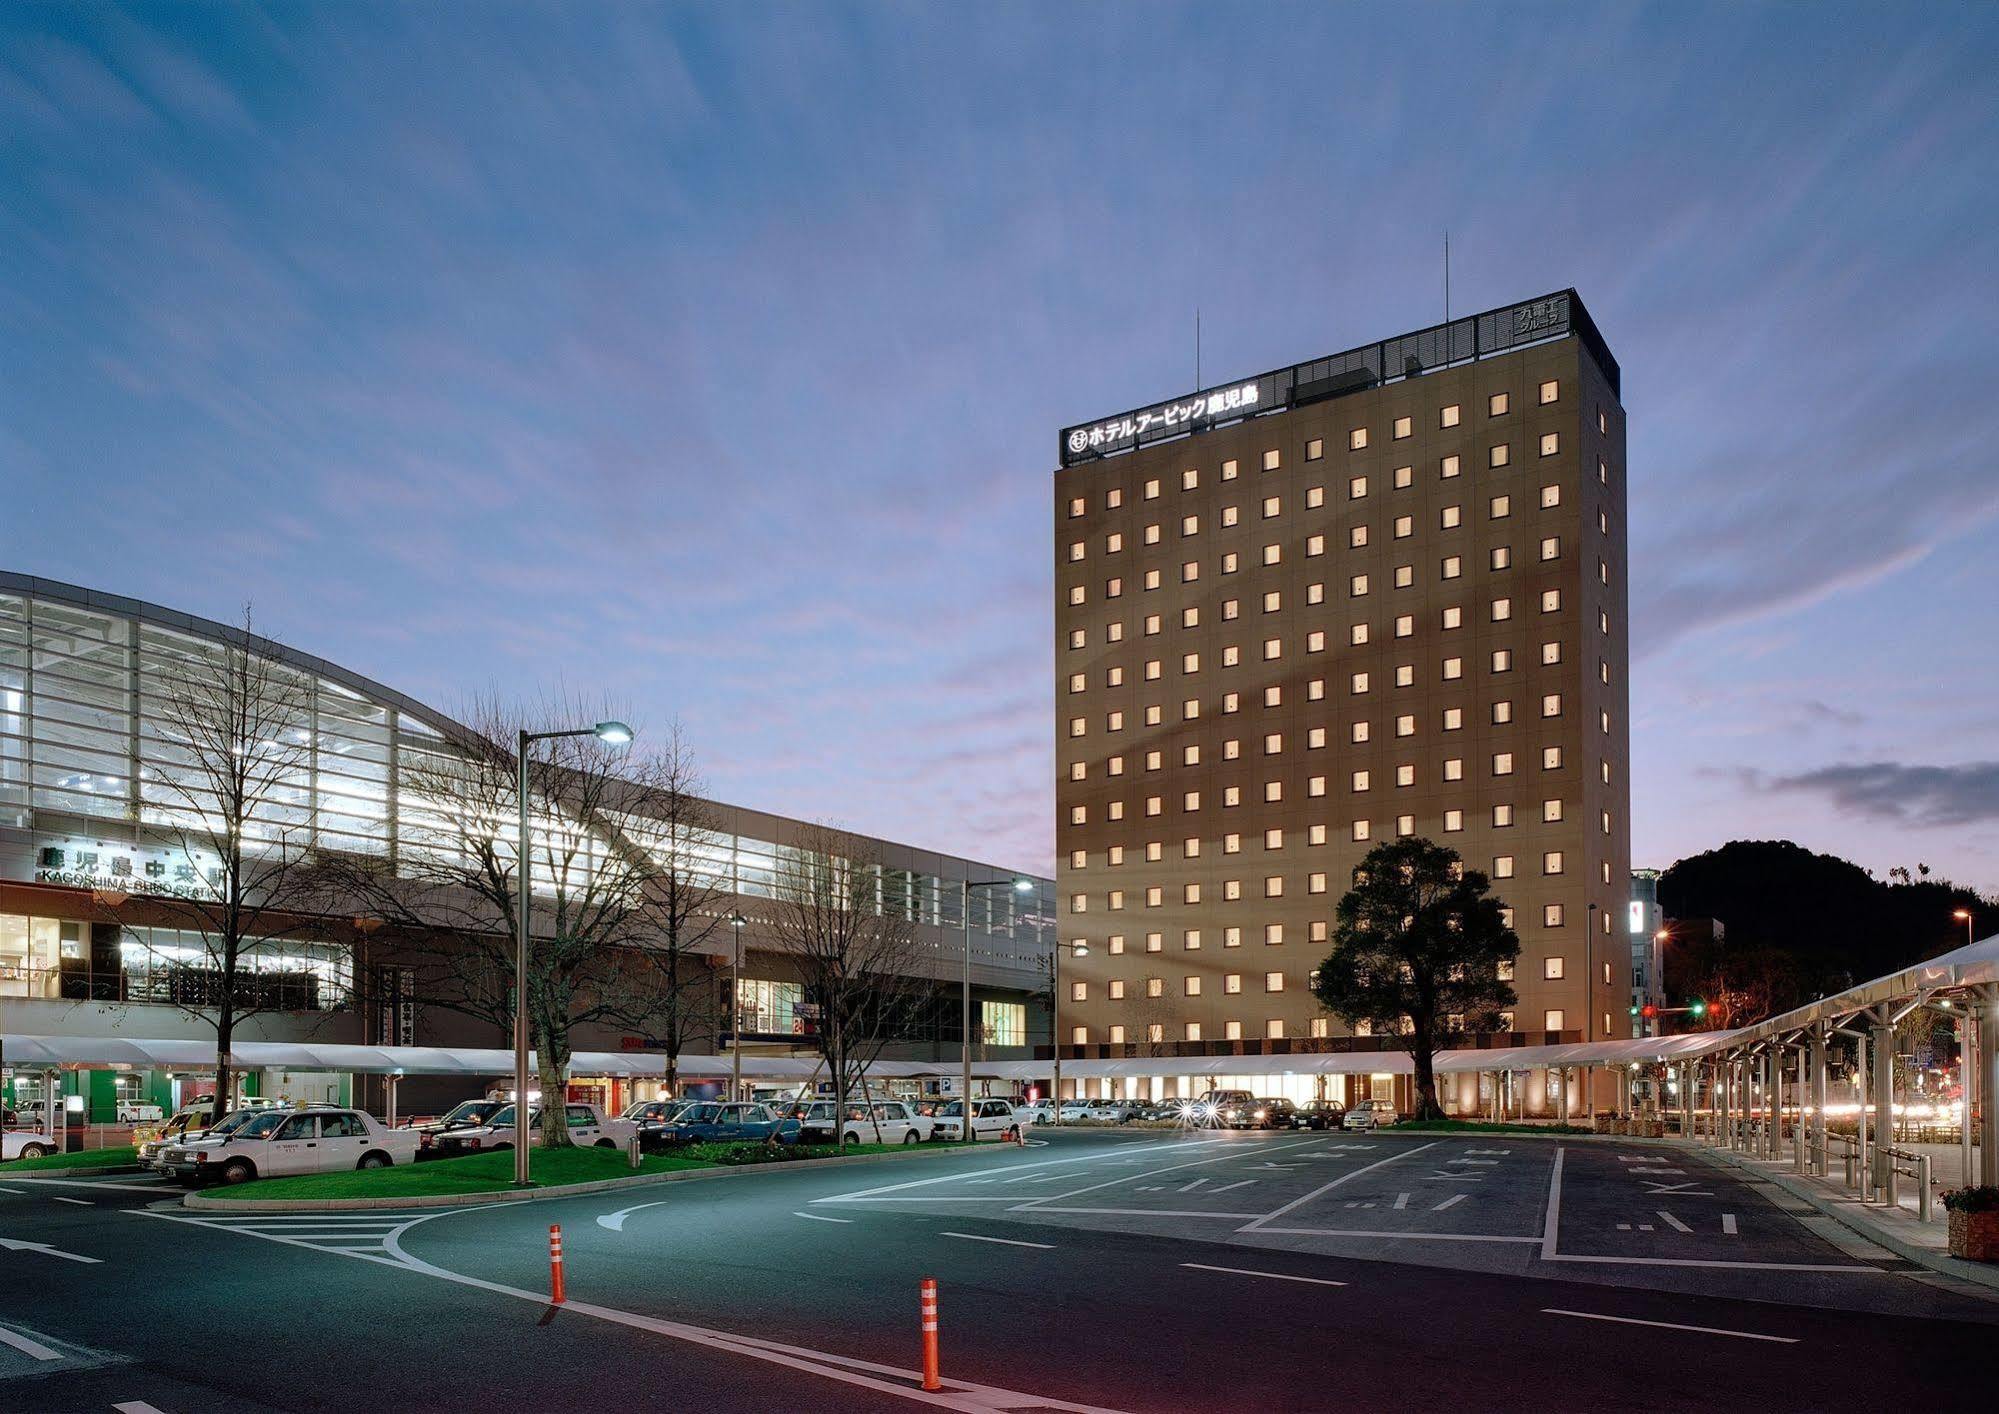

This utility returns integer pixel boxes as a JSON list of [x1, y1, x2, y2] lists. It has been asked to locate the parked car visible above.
[[619, 1099, 686, 1127], [1343, 1099, 1398, 1131], [1015, 1099, 1055, 1125], [116, 1102, 165, 1124], [1185, 1090, 1258, 1126], [140, 1106, 261, 1169], [842, 1101, 935, 1145], [931, 1098, 1021, 1143], [1299, 1102, 1348, 1131], [166, 1107, 420, 1185], [2, 1128, 59, 1162], [431, 1102, 638, 1156], [643, 1101, 801, 1148], [408, 1098, 509, 1157], [1247, 1098, 1301, 1130], [1056, 1099, 1096, 1124]]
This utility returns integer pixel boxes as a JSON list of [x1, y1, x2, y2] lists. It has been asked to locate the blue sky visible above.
[[3, 2, 1997, 886]]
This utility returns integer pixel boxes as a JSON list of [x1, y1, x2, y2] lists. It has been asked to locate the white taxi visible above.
[[2, 1129, 59, 1162], [429, 1101, 637, 1157], [930, 1098, 1021, 1142], [167, 1107, 419, 1185]]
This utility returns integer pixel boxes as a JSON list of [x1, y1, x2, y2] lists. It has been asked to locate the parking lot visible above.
[[3, 1127, 1997, 1412], [808, 1128, 1967, 1311]]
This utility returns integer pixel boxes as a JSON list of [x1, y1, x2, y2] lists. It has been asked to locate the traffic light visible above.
[[1688, 998, 1707, 1018], [1628, 1004, 1640, 1016], [1641, 1004, 1658, 1020]]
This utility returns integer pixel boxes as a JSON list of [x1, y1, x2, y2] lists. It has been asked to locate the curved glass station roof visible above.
[[0, 572, 1052, 972]]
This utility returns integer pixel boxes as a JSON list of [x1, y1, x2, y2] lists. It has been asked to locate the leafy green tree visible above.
[[1311, 838, 1520, 1120]]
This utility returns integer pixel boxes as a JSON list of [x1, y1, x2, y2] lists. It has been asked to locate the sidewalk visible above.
[[1693, 1135, 1999, 1298]]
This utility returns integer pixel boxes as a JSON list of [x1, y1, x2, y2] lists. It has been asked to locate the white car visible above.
[[842, 1101, 934, 1146], [1015, 1100, 1055, 1126], [141, 1106, 262, 1169], [930, 1098, 1021, 1142], [1343, 1099, 1397, 1131], [167, 1107, 420, 1185], [117, 1102, 165, 1124], [2, 1129, 59, 1162], [430, 1101, 637, 1157]]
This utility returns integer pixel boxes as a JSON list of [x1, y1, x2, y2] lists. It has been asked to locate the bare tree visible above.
[[131, 609, 327, 1123], [761, 823, 929, 1139], [619, 724, 732, 1094], [334, 695, 699, 1149]]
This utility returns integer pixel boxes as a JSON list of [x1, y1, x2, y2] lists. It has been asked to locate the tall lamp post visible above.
[[514, 719, 633, 1189], [1956, 908, 1977, 950], [1053, 936, 1086, 1125], [961, 877, 1033, 1142], [728, 913, 748, 1101]]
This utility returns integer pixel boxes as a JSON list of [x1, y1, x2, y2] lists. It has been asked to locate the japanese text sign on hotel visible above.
[[1064, 380, 1264, 462]]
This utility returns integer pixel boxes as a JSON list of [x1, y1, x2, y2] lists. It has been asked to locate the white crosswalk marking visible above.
[[138, 1211, 424, 1266]]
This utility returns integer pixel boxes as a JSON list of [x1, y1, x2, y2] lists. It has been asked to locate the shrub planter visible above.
[[1942, 1186, 1999, 1261]]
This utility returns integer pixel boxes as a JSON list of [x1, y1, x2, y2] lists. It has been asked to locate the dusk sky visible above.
[[4, 3, 1996, 887]]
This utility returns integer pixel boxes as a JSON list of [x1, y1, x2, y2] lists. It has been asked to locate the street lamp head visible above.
[[729, 913, 747, 928], [1954, 909, 1972, 921], [1070, 940, 1089, 957], [1013, 878, 1034, 893], [1655, 928, 1669, 943], [593, 720, 634, 746]]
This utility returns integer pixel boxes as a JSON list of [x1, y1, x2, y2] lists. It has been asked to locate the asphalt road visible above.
[[1, 1129, 1993, 1412]]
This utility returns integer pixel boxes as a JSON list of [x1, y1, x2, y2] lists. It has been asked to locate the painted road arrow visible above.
[[0, 1237, 101, 1264], [596, 1201, 669, 1233]]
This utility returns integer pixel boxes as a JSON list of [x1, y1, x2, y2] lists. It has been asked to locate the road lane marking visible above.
[[1541, 1308, 1798, 1343], [113, 1403, 172, 1413], [941, 1231, 1053, 1249], [1254, 1227, 1539, 1243], [1722, 1213, 1738, 1235], [812, 1137, 1229, 1204], [1657, 1210, 1692, 1233], [1013, 1137, 1323, 1211], [1175, 1178, 1209, 1192], [0, 1324, 62, 1361], [596, 1201, 671, 1232], [792, 1211, 852, 1224], [0, 1186, 23, 1195], [1391, 1192, 1410, 1210], [1208, 1179, 1256, 1194], [1181, 1263, 1346, 1287], [0, 1236, 102, 1264], [1025, 1207, 1264, 1219], [1538, 1147, 1565, 1260], [52, 1196, 94, 1206], [0, 1178, 171, 1192], [1234, 1142, 1438, 1233], [1544, 1253, 1877, 1272], [1432, 1194, 1466, 1211]]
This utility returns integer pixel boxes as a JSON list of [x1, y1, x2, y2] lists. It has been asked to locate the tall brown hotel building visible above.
[[1052, 292, 1628, 1115]]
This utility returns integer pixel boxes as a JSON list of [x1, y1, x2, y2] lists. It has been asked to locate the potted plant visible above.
[[1941, 1186, 1999, 1261]]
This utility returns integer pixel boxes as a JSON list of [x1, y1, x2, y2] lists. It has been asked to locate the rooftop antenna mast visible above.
[[1444, 230, 1451, 326], [1195, 308, 1201, 389]]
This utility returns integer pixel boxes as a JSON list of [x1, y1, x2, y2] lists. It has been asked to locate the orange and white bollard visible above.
[[549, 1223, 566, 1305], [919, 1277, 941, 1391]]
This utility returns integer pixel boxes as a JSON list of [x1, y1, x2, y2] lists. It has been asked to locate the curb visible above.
[[0, 1163, 145, 1178], [182, 1138, 1003, 1213], [1701, 1143, 1999, 1298]]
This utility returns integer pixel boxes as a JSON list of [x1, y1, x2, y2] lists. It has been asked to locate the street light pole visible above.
[[513, 719, 633, 1189], [961, 877, 1032, 1142], [1957, 908, 1976, 950], [729, 913, 747, 1101]]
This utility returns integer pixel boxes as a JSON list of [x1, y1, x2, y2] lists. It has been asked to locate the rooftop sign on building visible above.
[[1057, 289, 1614, 468]]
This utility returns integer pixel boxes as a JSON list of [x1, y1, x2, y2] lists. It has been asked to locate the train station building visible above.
[[0, 572, 1054, 1124]]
